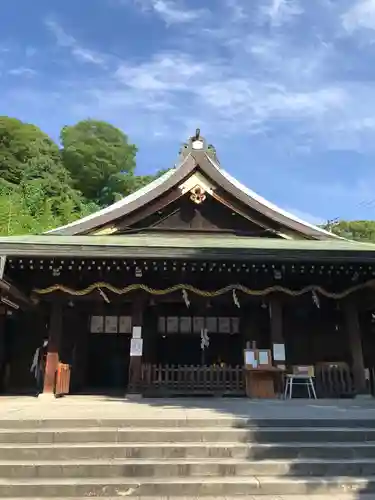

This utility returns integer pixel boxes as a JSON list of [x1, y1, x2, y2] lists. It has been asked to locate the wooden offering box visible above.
[[244, 349, 281, 399]]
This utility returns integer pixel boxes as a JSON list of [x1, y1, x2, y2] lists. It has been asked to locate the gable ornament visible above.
[[190, 184, 206, 204]]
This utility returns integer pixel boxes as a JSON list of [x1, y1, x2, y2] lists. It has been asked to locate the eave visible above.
[[1, 234, 375, 263], [0, 276, 34, 309]]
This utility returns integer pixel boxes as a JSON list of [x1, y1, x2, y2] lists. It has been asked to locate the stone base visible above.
[[37, 392, 56, 400], [125, 393, 143, 400], [355, 393, 373, 400]]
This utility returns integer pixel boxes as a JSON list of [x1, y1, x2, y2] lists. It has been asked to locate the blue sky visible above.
[[2, 0, 375, 224]]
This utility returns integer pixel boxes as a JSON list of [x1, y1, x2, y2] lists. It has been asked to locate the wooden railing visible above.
[[141, 364, 245, 397], [314, 363, 355, 398]]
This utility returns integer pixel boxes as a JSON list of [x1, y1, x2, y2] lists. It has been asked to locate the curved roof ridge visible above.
[[204, 153, 343, 240], [46, 168, 176, 234]]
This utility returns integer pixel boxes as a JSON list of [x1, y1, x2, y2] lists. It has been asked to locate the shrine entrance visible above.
[[85, 313, 132, 394], [87, 333, 130, 393]]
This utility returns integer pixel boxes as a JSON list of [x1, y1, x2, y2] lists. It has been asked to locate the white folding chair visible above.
[[284, 366, 317, 399]]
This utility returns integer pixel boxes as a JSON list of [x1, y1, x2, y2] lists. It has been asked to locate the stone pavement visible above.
[[0, 395, 375, 420]]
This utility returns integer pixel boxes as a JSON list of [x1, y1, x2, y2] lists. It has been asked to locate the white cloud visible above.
[[342, 0, 375, 32], [260, 0, 303, 27], [7, 67, 36, 77], [6, 0, 375, 156], [150, 0, 202, 23], [45, 19, 75, 47], [224, 0, 247, 22], [72, 47, 104, 65], [115, 53, 205, 91], [107, 49, 346, 139], [133, 0, 206, 24], [45, 19, 105, 66]]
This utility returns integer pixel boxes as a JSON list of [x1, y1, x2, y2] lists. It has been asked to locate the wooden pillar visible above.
[[69, 308, 88, 393], [344, 298, 367, 395], [269, 296, 283, 344], [269, 295, 286, 363], [127, 294, 145, 395], [242, 305, 261, 346], [269, 295, 285, 396], [43, 303, 62, 394]]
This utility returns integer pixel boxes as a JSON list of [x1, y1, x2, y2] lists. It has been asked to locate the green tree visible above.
[[60, 119, 138, 205], [0, 115, 166, 234], [0, 180, 98, 236], [0, 116, 63, 185], [0, 116, 98, 235], [322, 220, 375, 242]]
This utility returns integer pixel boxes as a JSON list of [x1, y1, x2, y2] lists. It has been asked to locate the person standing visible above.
[[30, 340, 48, 396]]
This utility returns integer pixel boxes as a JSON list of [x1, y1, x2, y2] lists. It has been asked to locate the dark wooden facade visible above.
[[0, 131, 375, 398]]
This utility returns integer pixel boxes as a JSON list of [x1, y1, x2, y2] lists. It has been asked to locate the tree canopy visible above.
[[0, 117, 62, 185], [0, 116, 163, 235], [60, 120, 139, 206], [321, 220, 375, 243]]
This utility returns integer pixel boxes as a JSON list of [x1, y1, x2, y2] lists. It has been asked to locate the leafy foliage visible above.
[[322, 220, 375, 243], [60, 120, 138, 205], [0, 117, 62, 185], [0, 117, 164, 235]]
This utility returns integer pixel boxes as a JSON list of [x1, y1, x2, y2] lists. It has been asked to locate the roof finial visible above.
[[178, 129, 206, 161]]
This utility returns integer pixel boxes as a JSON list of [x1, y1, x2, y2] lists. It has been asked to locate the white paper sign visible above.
[[90, 316, 104, 333], [231, 317, 240, 334], [258, 350, 269, 366], [105, 316, 118, 333], [273, 343, 286, 362], [132, 326, 142, 339], [245, 350, 256, 367], [130, 338, 143, 356], [119, 316, 132, 334]]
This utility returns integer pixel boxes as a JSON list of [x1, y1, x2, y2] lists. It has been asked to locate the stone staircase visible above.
[[0, 416, 374, 498]]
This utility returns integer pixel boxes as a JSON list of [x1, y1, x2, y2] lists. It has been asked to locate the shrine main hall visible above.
[[0, 131, 375, 399]]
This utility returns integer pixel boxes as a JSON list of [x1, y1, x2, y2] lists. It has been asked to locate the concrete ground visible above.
[[0, 395, 374, 420]]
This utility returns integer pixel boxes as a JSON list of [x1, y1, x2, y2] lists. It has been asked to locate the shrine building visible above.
[[1, 131, 375, 398]]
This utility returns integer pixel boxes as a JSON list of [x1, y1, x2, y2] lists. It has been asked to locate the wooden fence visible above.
[[142, 363, 360, 398], [141, 364, 245, 397], [314, 363, 355, 398]]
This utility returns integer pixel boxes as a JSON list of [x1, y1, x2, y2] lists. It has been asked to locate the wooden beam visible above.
[[43, 303, 62, 395], [0, 277, 33, 309], [344, 298, 367, 395], [116, 187, 183, 231], [268, 295, 286, 396], [269, 295, 284, 344], [127, 293, 146, 395]]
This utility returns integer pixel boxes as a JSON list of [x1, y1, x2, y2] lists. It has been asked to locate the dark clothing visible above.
[[31, 344, 47, 396], [36, 366, 44, 395]]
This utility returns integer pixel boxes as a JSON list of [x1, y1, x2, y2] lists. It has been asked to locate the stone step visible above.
[[2, 417, 375, 429], [0, 475, 373, 497], [5, 497, 375, 500], [3, 441, 375, 460], [4, 497, 375, 500], [0, 427, 374, 444], [0, 458, 375, 479]]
